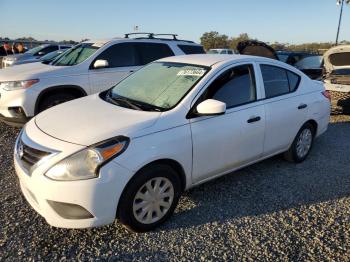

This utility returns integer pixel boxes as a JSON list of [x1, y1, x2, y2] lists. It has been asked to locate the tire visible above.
[[38, 93, 77, 113], [118, 164, 182, 232], [283, 123, 315, 163]]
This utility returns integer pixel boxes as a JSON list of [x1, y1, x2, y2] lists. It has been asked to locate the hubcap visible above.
[[133, 177, 174, 224], [296, 128, 312, 158]]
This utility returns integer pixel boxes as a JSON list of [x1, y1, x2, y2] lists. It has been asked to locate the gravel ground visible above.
[[0, 115, 349, 261]]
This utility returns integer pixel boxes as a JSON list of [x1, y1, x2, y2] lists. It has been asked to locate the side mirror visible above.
[[93, 59, 109, 69], [196, 99, 226, 116]]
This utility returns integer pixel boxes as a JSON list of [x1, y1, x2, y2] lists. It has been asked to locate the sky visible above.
[[0, 0, 349, 44]]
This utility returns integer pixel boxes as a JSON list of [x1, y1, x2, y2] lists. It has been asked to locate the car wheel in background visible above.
[[329, 91, 350, 115], [38, 93, 77, 112], [283, 123, 315, 163], [118, 164, 182, 232]]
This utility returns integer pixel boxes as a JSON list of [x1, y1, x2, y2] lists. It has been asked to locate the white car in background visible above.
[[14, 54, 330, 232], [323, 45, 350, 114], [0, 33, 204, 126], [207, 48, 235, 54], [1, 44, 71, 68]]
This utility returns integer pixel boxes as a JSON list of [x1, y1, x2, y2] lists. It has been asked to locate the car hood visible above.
[[0, 62, 74, 81], [323, 45, 350, 73], [34, 94, 162, 146]]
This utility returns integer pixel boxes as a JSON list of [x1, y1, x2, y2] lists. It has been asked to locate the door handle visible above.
[[298, 104, 308, 110], [129, 70, 135, 73], [247, 116, 261, 123]]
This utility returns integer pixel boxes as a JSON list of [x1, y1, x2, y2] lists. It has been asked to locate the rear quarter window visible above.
[[177, 45, 205, 54], [261, 64, 301, 98]]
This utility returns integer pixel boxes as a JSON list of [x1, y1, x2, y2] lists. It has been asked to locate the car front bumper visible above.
[[0, 88, 38, 126], [14, 127, 135, 229]]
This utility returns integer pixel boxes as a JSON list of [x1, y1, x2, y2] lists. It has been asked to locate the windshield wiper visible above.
[[106, 92, 163, 112], [113, 97, 143, 111], [106, 92, 141, 110]]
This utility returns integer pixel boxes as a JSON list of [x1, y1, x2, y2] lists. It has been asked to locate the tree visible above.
[[200, 31, 229, 50]]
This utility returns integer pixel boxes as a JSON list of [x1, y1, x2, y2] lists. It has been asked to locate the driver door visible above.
[[190, 64, 265, 183]]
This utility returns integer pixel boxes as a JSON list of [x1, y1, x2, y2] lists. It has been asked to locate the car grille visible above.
[[18, 139, 51, 173]]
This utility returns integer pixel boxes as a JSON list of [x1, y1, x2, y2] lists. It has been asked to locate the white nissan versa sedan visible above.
[[14, 55, 331, 232]]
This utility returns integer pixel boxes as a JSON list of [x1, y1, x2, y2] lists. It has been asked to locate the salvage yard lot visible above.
[[0, 115, 349, 261]]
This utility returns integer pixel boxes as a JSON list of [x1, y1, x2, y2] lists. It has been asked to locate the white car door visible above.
[[190, 63, 265, 183], [258, 63, 308, 156], [88, 43, 142, 94]]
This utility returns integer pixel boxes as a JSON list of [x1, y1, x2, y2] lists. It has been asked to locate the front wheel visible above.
[[283, 123, 315, 163], [118, 164, 182, 232], [38, 93, 77, 113]]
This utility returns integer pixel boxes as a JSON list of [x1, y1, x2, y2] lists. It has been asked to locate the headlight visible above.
[[4, 57, 16, 62], [45, 136, 129, 181], [0, 79, 39, 91]]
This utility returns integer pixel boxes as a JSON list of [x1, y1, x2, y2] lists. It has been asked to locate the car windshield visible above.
[[26, 45, 46, 55], [207, 50, 219, 54], [41, 50, 63, 62], [51, 43, 98, 66], [108, 62, 209, 111], [295, 56, 323, 69]]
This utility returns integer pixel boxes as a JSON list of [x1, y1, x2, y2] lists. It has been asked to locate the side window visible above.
[[94, 43, 138, 68], [228, 50, 233, 54], [135, 43, 174, 65], [177, 45, 205, 54], [261, 65, 300, 98], [37, 45, 58, 56], [287, 71, 300, 92], [203, 64, 256, 108]]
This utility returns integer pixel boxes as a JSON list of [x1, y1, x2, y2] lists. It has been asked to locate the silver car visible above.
[[1, 44, 71, 68]]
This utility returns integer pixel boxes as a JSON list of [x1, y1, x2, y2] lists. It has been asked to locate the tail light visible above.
[[322, 90, 331, 101]]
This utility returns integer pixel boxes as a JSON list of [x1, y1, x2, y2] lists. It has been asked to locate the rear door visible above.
[[88, 43, 142, 93], [258, 63, 308, 156], [190, 63, 265, 183]]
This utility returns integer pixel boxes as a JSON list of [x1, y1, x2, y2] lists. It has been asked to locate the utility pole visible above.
[[336, 0, 350, 45], [336, 0, 345, 45]]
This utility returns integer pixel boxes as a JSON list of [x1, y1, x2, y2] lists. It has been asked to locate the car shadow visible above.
[[162, 120, 350, 231]]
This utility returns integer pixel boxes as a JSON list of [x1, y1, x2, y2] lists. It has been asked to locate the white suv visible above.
[[0, 33, 204, 126]]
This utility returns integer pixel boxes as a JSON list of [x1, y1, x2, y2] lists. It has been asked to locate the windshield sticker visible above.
[[177, 69, 206, 77]]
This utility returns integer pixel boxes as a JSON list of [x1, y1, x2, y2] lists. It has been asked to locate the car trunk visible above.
[[323, 45, 350, 84]]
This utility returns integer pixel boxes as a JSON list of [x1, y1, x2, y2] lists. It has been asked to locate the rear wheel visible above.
[[283, 123, 315, 163], [118, 164, 182, 232], [38, 93, 77, 113]]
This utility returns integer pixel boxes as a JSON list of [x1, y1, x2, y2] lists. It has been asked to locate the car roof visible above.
[[83, 37, 201, 47], [158, 54, 276, 67]]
